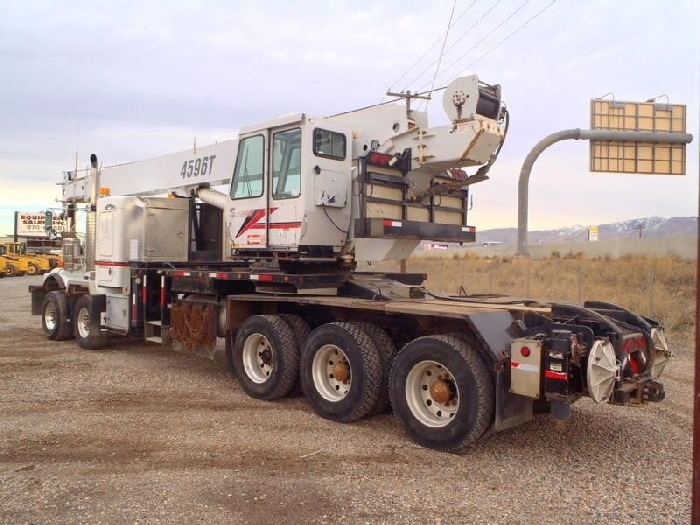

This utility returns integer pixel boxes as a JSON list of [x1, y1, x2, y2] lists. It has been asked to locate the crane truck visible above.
[[28, 75, 671, 451]]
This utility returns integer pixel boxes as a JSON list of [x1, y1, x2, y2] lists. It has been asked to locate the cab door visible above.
[[227, 132, 270, 249], [301, 119, 353, 249], [268, 126, 304, 250]]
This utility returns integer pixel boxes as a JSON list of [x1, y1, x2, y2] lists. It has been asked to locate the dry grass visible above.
[[362, 253, 696, 349]]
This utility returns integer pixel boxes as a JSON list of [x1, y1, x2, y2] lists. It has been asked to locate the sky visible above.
[[0, 0, 698, 237]]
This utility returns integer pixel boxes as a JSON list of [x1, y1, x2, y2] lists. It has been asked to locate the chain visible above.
[[171, 302, 217, 351]]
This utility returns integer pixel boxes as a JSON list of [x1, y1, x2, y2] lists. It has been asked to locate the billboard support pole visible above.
[[517, 129, 693, 255], [13, 211, 18, 243]]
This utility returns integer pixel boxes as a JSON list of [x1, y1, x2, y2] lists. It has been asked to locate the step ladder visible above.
[[143, 272, 172, 345], [145, 320, 171, 345]]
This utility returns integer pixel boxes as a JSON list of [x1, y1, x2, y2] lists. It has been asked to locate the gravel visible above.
[[0, 275, 693, 524]]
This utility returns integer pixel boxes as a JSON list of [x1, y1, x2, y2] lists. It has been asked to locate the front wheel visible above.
[[389, 335, 494, 452], [5, 263, 18, 277]]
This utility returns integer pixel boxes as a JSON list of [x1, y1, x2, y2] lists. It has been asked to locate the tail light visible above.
[[622, 334, 650, 375]]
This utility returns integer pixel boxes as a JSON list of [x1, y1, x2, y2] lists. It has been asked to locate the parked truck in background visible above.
[[29, 75, 672, 451]]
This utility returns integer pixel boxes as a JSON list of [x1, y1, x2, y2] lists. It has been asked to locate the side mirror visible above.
[[44, 211, 53, 231], [44, 211, 58, 240]]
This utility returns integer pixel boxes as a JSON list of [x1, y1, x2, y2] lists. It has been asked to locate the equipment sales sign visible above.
[[17, 212, 68, 237]]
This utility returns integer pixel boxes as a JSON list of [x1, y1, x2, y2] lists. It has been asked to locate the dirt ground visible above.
[[0, 275, 694, 524]]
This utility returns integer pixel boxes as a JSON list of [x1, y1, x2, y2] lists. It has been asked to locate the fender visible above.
[[29, 269, 69, 315]]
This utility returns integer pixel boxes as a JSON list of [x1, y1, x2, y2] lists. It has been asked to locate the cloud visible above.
[[0, 0, 697, 234]]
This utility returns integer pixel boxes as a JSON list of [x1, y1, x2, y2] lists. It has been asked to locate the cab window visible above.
[[231, 135, 264, 199], [313, 128, 346, 160], [272, 128, 302, 200]]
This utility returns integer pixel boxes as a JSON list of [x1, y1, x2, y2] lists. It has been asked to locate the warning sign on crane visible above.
[[589, 98, 687, 175]]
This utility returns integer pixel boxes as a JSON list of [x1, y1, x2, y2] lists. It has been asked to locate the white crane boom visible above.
[[60, 140, 238, 203]]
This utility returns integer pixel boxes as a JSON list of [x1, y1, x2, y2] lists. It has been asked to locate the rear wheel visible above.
[[352, 322, 397, 414], [27, 263, 39, 275], [233, 315, 299, 400], [278, 314, 312, 396], [42, 290, 72, 341], [301, 322, 382, 423], [73, 295, 108, 350], [278, 314, 311, 348], [389, 334, 494, 451]]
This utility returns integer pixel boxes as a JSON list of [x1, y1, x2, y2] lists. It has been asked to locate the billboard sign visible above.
[[17, 212, 69, 237], [589, 99, 687, 175]]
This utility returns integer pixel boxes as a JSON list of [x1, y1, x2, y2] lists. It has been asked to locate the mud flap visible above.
[[494, 371, 533, 432], [29, 285, 48, 315]]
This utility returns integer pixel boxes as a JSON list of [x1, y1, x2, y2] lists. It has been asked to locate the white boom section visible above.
[[61, 140, 238, 203]]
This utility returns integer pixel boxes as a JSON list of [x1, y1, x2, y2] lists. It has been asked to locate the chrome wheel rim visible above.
[[76, 307, 91, 338], [405, 360, 459, 428], [312, 344, 351, 402], [242, 333, 273, 383], [44, 302, 57, 331]]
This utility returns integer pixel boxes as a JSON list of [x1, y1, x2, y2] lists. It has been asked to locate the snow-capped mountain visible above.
[[476, 217, 697, 245]]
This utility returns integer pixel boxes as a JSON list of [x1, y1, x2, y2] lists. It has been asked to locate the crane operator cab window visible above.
[[272, 128, 301, 200], [231, 134, 265, 199], [313, 128, 346, 160]]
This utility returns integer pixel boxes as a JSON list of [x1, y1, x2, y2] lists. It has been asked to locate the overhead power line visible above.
[[402, 0, 505, 92], [349, 0, 558, 120], [451, 0, 559, 78], [424, 0, 458, 110], [418, 0, 534, 92], [386, 0, 479, 95]]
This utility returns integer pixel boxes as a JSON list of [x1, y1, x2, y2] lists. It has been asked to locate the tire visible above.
[[42, 290, 72, 341], [301, 322, 382, 423], [224, 330, 236, 377], [278, 314, 311, 347], [73, 294, 108, 350], [389, 334, 494, 452], [5, 263, 18, 277], [278, 314, 311, 396], [233, 315, 299, 400], [352, 322, 397, 414], [27, 263, 38, 275]]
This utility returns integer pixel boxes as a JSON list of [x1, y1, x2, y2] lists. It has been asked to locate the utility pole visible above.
[[385, 89, 431, 117], [637, 223, 645, 238]]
